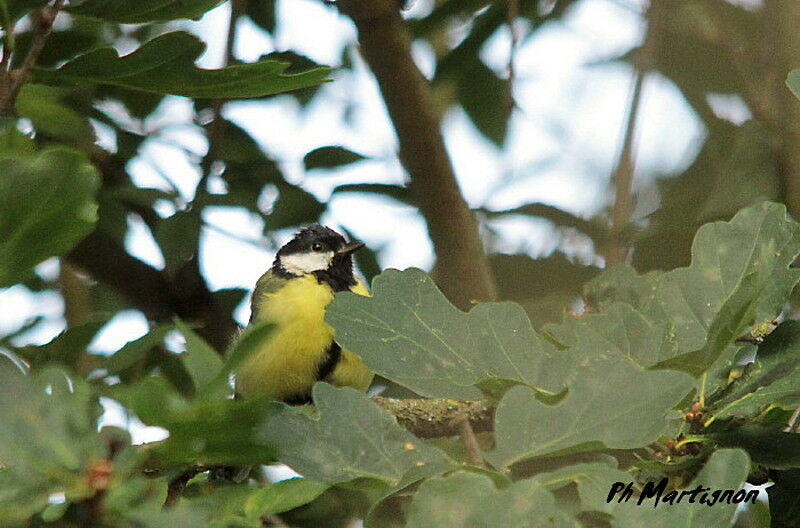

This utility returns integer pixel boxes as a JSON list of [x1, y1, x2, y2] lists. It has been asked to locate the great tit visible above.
[[235, 224, 373, 404]]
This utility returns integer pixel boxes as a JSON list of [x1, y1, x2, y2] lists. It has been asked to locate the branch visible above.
[[371, 396, 493, 438], [0, 0, 64, 115], [195, 0, 242, 200], [337, 0, 497, 310], [605, 0, 664, 265], [67, 231, 237, 352]]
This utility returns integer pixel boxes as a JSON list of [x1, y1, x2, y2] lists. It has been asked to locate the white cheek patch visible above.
[[280, 251, 334, 275]]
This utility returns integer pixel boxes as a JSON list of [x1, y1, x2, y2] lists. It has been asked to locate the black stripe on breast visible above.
[[317, 341, 342, 381]]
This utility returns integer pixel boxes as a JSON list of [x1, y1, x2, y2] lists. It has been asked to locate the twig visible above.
[[262, 514, 290, 527], [0, 0, 65, 115], [606, 69, 644, 265], [454, 415, 486, 467], [505, 0, 519, 113], [163, 465, 212, 509], [195, 0, 242, 200], [336, 0, 497, 310], [605, 0, 662, 265], [784, 405, 800, 433], [67, 230, 238, 352]]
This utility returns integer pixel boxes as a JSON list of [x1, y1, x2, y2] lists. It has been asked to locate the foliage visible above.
[[3, 198, 800, 525], [3, 0, 800, 526]]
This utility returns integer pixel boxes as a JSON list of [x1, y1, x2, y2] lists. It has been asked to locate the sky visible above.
[[0, 0, 743, 443]]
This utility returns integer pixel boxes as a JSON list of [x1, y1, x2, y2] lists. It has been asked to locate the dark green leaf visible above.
[[265, 183, 325, 229], [482, 203, 608, 243], [0, 0, 49, 26], [767, 468, 800, 528], [154, 211, 201, 271], [304, 146, 367, 171], [331, 183, 414, 206], [245, 0, 277, 33], [457, 56, 509, 146], [708, 321, 800, 422], [0, 147, 99, 287], [710, 425, 800, 468], [68, 0, 225, 23], [36, 31, 331, 98]]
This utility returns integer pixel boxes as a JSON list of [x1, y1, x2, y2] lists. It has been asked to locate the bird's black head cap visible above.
[[273, 224, 363, 291]]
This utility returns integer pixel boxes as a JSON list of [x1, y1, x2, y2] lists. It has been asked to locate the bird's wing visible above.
[[249, 269, 288, 324]]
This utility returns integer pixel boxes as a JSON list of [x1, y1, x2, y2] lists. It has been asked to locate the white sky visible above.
[[0, 0, 734, 411]]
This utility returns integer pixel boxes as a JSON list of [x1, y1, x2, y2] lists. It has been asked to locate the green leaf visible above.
[[591, 202, 800, 376], [708, 321, 800, 422], [154, 211, 201, 271], [245, 0, 277, 33], [0, 365, 104, 524], [710, 425, 800, 468], [265, 182, 325, 230], [632, 123, 780, 272], [331, 183, 414, 206], [15, 319, 107, 370], [406, 471, 576, 528], [244, 478, 329, 518], [0, 147, 99, 287], [529, 462, 635, 515], [36, 31, 330, 98], [489, 253, 601, 328], [257, 384, 451, 484], [0, 117, 34, 158], [112, 376, 279, 467], [104, 324, 175, 375], [303, 146, 367, 171], [767, 468, 800, 528], [488, 358, 692, 467], [610, 449, 750, 527], [482, 203, 608, 243], [174, 319, 224, 393], [15, 84, 95, 144], [546, 302, 677, 368], [457, 56, 509, 146], [326, 268, 570, 399], [68, 0, 225, 23]]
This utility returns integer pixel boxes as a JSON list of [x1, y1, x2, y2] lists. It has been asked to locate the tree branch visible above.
[[67, 231, 238, 352], [0, 0, 64, 115], [337, 0, 497, 310], [371, 396, 493, 438]]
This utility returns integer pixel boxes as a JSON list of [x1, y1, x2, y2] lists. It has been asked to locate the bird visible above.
[[235, 224, 373, 404]]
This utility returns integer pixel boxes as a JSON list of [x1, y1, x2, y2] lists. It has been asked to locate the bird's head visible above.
[[273, 225, 364, 288]]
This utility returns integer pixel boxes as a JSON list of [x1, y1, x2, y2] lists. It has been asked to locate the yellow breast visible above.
[[236, 275, 372, 401]]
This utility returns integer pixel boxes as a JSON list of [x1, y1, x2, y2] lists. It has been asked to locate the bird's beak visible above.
[[337, 241, 365, 255]]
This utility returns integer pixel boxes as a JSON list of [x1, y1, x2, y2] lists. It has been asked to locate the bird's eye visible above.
[[311, 243, 323, 251]]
